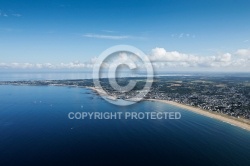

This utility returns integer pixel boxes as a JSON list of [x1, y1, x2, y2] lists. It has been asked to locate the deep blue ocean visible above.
[[1, 85, 250, 166]]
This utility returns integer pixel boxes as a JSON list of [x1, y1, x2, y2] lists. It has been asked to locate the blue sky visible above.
[[0, 0, 250, 71]]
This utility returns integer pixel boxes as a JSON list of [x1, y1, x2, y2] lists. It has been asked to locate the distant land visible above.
[[1, 75, 250, 131]]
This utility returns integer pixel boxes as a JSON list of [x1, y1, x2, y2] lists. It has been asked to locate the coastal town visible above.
[[1, 76, 250, 120]]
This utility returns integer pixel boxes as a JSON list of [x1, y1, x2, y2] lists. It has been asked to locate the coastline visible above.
[[2, 83, 250, 131], [87, 86, 117, 100], [147, 99, 250, 132], [56, 86, 250, 132]]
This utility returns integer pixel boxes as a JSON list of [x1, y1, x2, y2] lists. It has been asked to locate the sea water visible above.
[[0, 85, 250, 165]]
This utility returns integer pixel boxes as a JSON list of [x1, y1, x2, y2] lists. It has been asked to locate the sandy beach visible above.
[[148, 99, 250, 132], [88, 87, 117, 100], [88, 87, 107, 95]]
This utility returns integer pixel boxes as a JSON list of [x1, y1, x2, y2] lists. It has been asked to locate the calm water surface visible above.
[[0, 85, 250, 165]]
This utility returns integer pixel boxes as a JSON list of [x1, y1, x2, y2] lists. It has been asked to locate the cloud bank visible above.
[[0, 61, 94, 70], [1, 48, 250, 72], [147, 48, 250, 71]]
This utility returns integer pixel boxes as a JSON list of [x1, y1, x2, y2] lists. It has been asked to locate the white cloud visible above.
[[235, 49, 250, 56], [171, 33, 195, 39], [149, 48, 249, 70], [0, 61, 94, 69], [216, 53, 231, 62], [12, 13, 21, 17], [101, 30, 117, 33], [83, 33, 131, 40], [0, 10, 21, 17], [179, 33, 184, 38]]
